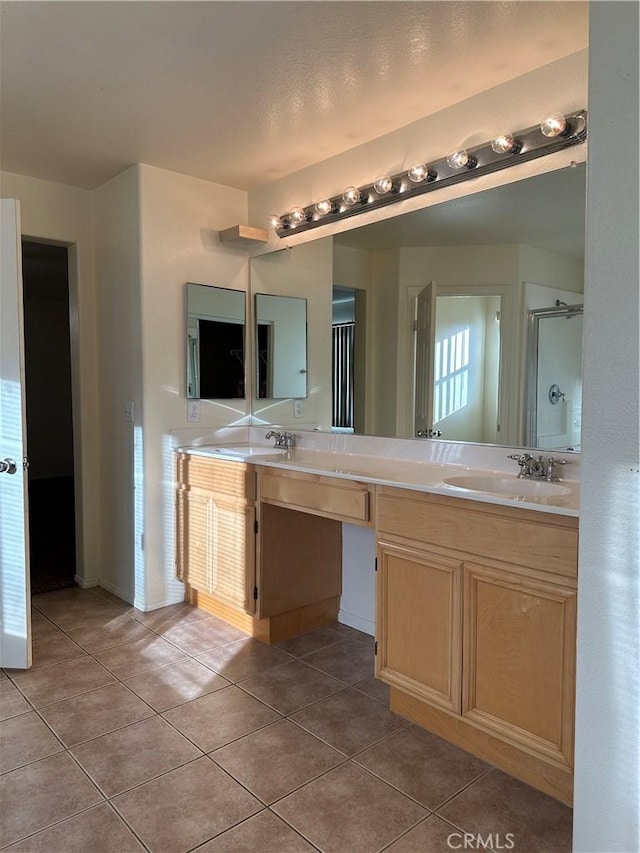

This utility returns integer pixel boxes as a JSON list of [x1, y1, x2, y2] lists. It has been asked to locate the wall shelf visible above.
[[219, 225, 269, 246]]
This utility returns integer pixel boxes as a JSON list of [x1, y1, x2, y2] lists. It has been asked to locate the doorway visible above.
[[21, 240, 77, 594], [432, 294, 501, 444], [332, 286, 366, 433], [412, 290, 502, 444]]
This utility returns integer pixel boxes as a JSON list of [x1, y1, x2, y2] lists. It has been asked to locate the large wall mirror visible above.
[[186, 283, 245, 399], [250, 163, 585, 451]]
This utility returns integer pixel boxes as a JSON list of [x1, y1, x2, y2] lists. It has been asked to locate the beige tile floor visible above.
[[0, 587, 573, 852]]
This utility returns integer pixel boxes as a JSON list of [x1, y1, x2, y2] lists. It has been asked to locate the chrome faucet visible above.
[[265, 430, 296, 449], [545, 457, 568, 482], [508, 452, 568, 481]]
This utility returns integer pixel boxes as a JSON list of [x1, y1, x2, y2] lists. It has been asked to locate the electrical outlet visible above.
[[124, 401, 134, 423], [293, 399, 304, 418], [187, 400, 201, 423]]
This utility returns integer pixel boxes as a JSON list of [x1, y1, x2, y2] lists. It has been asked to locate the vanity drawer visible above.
[[376, 487, 578, 578], [177, 453, 256, 501], [258, 469, 373, 525]]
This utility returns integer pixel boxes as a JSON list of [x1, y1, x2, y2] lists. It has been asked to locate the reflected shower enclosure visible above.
[[526, 303, 583, 450]]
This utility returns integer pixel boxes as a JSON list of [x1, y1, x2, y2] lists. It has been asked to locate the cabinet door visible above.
[[376, 541, 462, 713], [176, 488, 211, 592], [176, 487, 256, 615], [463, 562, 576, 768]]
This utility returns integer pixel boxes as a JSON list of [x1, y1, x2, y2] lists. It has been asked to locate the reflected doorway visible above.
[[332, 286, 366, 433], [414, 292, 501, 443]]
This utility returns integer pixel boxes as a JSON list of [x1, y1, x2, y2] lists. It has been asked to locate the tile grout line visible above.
[[431, 766, 496, 818], [283, 704, 410, 760], [352, 755, 497, 818], [376, 813, 435, 853], [372, 809, 432, 853], [7, 593, 384, 851]]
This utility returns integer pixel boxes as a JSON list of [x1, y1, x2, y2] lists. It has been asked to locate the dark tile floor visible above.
[[0, 587, 573, 852]]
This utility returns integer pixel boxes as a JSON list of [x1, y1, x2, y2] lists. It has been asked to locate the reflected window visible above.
[[434, 328, 470, 423]]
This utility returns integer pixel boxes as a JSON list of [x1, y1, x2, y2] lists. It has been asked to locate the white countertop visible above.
[[177, 443, 580, 517]]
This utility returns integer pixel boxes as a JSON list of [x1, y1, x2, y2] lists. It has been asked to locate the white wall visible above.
[[370, 250, 400, 437], [519, 245, 583, 294], [573, 3, 640, 850], [482, 297, 501, 443], [0, 171, 100, 586], [92, 166, 143, 601], [248, 51, 588, 249], [340, 524, 376, 635], [334, 245, 371, 292], [187, 284, 244, 321], [250, 238, 333, 430], [138, 165, 249, 609]]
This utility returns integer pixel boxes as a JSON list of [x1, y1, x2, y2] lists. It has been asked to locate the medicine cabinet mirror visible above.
[[186, 283, 245, 399]]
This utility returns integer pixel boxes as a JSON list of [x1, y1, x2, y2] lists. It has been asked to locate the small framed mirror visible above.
[[255, 293, 308, 399], [186, 283, 246, 399]]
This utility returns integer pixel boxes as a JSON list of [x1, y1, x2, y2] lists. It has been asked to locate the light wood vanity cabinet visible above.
[[175, 454, 256, 614], [176, 452, 578, 803], [258, 467, 373, 525], [175, 455, 364, 643], [376, 485, 578, 805], [377, 542, 462, 714]]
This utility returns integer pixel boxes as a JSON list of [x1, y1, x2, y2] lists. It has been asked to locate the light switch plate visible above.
[[187, 400, 201, 422], [293, 399, 304, 418], [124, 401, 134, 423]]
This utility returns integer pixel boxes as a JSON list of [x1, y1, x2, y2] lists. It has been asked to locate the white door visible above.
[[0, 199, 31, 669], [414, 282, 436, 437]]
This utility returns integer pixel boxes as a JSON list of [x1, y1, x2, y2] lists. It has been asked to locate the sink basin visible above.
[[196, 446, 287, 461], [443, 475, 570, 498]]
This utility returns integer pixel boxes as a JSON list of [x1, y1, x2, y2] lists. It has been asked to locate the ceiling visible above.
[[334, 164, 586, 257], [0, 2, 588, 192]]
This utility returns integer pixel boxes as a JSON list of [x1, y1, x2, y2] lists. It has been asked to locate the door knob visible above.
[[0, 458, 18, 475]]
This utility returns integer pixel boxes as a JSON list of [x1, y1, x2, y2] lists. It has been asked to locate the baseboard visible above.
[[132, 594, 185, 612], [338, 608, 375, 637], [74, 574, 99, 589], [98, 577, 135, 606]]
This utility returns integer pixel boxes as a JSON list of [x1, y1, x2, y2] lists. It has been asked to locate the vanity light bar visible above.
[[272, 110, 587, 238]]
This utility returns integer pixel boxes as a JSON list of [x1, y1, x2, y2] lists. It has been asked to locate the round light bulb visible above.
[[373, 176, 393, 194], [491, 134, 517, 154], [540, 113, 568, 138], [269, 214, 283, 229], [315, 199, 334, 216], [342, 186, 361, 206], [447, 149, 474, 169], [289, 206, 307, 224], [408, 164, 428, 183]]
